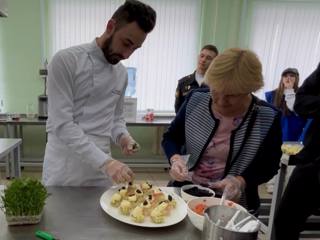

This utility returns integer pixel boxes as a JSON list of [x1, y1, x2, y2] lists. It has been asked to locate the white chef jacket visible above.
[[42, 40, 129, 186]]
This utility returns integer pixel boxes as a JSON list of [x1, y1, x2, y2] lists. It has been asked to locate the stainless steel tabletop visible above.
[[0, 187, 200, 240], [0, 138, 22, 178], [0, 115, 173, 127], [0, 138, 22, 159]]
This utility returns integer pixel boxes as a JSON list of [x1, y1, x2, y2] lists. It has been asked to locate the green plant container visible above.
[[1, 178, 48, 226]]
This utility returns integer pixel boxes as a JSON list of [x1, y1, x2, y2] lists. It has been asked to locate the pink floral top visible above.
[[192, 110, 243, 185]]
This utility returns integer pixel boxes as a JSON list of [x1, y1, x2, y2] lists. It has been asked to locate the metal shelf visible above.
[[17, 157, 169, 169]]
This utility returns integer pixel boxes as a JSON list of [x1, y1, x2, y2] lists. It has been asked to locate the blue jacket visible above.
[[265, 90, 307, 142]]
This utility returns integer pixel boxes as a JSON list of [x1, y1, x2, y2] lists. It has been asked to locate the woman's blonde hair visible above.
[[205, 48, 264, 94]]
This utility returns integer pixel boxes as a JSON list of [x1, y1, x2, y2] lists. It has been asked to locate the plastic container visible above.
[[125, 67, 137, 97], [144, 109, 154, 121], [6, 212, 43, 225]]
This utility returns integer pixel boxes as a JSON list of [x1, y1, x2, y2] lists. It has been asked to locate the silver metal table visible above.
[[0, 138, 22, 178], [0, 115, 174, 136], [0, 115, 173, 164], [0, 187, 200, 240]]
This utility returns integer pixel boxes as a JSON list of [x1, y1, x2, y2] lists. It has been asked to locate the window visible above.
[[48, 0, 201, 111], [248, 1, 320, 98]]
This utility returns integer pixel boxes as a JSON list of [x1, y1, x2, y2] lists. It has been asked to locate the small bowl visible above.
[[187, 197, 247, 231], [281, 142, 304, 155], [180, 184, 215, 202]]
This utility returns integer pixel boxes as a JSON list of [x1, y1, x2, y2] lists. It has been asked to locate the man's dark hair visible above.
[[201, 44, 219, 55], [112, 0, 156, 33]]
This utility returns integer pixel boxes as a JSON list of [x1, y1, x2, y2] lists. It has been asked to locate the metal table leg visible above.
[[19, 124, 24, 157], [153, 126, 166, 155], [5, 155, 10, 179], [11, 145, 21, 178], [266, 154, 289, 240]]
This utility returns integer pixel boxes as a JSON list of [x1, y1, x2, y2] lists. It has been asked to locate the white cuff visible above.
[[285, 95, 295, 111]]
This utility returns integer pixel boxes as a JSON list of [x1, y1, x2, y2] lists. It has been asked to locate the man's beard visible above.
[[102, 35, 124, 65]]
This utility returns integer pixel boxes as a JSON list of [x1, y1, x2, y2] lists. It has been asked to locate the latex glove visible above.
[[169, 154, 189, 182], [209, 175, 245, 202], [284, 88, 295, 111], [192, 174, 211, 186], [103, 159, 134, 184], [119, 134, 140, 155]]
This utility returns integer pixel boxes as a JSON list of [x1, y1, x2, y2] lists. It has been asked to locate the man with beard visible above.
[[174, 45, 218, 113], [42, 0, 156, 186]]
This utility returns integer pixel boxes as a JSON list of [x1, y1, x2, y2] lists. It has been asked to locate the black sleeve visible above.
[[294, 63, 320, 118], [162, 100, 187, 163], [241, 111, 283, 187], [174, 82, 183, 113]]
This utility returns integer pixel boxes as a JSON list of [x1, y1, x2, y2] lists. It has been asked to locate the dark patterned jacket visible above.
[[174, 71, 208, 113], [162, 89, 282, 212]]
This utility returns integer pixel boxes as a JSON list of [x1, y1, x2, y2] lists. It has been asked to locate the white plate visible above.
[[100, 187, 187, 227]]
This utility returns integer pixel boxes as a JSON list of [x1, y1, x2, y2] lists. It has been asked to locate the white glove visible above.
[[169, 154, 189, 182], [284, 88, 295, 111], [119, 134, 140, 155], [102, 159, 134, 184], [209, 175, 246, 202]]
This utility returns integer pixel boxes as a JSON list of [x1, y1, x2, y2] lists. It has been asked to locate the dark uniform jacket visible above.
[[174, 71, 208, 113]]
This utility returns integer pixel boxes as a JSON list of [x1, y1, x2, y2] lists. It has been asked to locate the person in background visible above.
[[265, 68, 307, 141], [264, 68, 308, 193], [174, 45, 218, 113], [162, 48, 282, 214], [42, 0, 156, 186], [274, 63, 320, 240]]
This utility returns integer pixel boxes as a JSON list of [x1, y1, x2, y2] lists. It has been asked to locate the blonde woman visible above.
[[162, 48, 282, 214]]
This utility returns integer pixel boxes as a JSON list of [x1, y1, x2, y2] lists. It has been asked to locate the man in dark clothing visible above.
[[274, 63, 320, 240], [174, 45, 218, 113]]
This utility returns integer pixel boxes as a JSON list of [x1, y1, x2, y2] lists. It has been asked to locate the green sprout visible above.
[[0, 178, 49, 216]]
